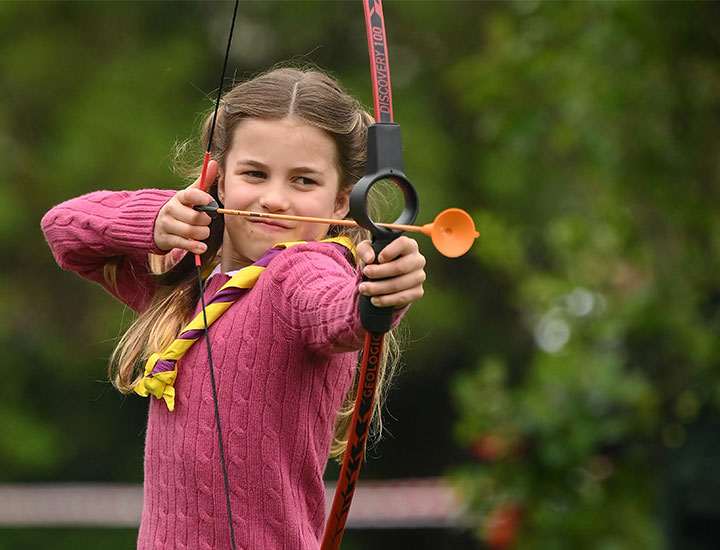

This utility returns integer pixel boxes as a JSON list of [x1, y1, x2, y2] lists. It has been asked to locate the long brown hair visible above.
[[109, 66, 404, 459]]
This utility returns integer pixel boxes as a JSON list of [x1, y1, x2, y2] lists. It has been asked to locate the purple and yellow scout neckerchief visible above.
[[134, 237, 355, 410]]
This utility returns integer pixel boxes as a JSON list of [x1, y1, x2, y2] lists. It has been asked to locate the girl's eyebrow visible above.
[[235, 158, 324, 175]]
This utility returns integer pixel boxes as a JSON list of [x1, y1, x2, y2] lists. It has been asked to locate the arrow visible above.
[[195, 204, 479, 258]]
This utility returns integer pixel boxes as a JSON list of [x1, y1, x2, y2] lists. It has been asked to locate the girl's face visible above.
[[218, 117, 350, 271]]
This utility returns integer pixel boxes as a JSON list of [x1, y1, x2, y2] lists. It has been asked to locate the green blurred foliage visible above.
[[3, 1, 720, 549], [448, 2, 720, 549]]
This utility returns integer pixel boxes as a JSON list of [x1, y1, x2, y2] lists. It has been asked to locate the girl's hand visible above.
[[357, 236, 426, 308], [154, 161, 218, 255]]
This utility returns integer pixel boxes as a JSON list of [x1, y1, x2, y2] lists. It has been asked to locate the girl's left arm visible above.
[[265, 237, 426, 355]]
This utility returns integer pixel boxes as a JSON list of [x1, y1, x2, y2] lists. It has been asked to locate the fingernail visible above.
[[362, 250, 373, 263], [359, 283, 368, 294]]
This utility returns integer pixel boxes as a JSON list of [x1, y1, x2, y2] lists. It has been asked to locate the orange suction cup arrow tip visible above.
[[426, 208, 480, 258]]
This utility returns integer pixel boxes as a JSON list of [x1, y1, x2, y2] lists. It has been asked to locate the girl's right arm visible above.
[[41, 189, 177, 312], [42, 163, 217, 312]]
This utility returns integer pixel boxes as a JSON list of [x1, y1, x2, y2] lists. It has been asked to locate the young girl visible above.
[[41, 67, 425, 550]]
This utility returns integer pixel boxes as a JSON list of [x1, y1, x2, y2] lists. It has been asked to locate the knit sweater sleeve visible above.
[[263, 241, 408, 355], [40, 189, 175, 312]]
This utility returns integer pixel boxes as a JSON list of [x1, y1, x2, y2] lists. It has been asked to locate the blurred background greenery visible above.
[[3, 1, 720, 548]]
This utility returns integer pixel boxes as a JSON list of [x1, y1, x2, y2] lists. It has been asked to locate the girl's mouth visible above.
[[248, 220, 291, 232]]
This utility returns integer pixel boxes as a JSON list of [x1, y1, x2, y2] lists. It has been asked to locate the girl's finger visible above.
[[166, 236, 207, 255], [375, 235, 419, 264], [356, 240, 375, 265], [364, 284, 425, 309], [359, 270, 426, 298], [176, 160, 219, 207], [362, 251, 425, 280], [166, 198, 213, 226], [357, 236, 417, 268], [162, 218, 211, 243], [175, 187, 216, 210]]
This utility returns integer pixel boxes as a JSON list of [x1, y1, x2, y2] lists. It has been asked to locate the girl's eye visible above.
[[244, 171, 266, 180], [296, 176, 317, 186]]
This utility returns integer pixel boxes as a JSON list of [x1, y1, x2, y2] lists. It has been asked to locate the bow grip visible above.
[[358, 236, 398, 333]]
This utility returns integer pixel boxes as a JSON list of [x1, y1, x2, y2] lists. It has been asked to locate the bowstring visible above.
[[196, 1, 240, 548]]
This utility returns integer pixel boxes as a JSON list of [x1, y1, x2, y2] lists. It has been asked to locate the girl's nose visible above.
[[258, 180, 290, 212]]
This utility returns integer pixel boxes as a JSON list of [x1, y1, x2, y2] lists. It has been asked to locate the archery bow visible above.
[[320, 1, 416, 548]]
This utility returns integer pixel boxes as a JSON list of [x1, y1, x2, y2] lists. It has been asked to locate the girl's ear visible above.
[[334, 188, 351, 220], [217, 172, 226, 204]]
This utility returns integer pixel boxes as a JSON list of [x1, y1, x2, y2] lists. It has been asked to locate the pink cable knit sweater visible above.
[[41, 189, 404, 550]]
